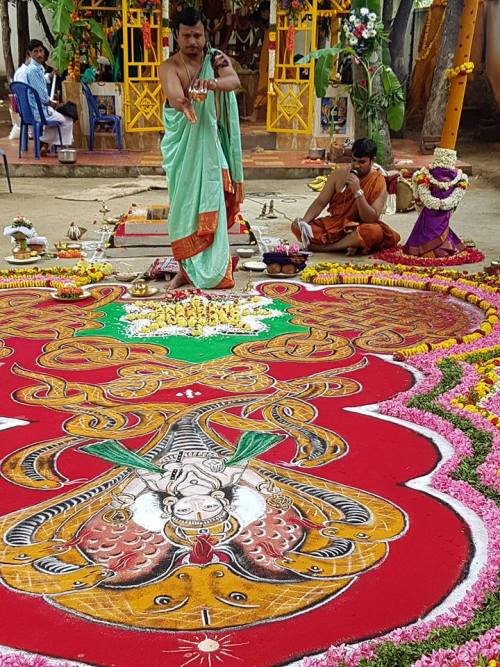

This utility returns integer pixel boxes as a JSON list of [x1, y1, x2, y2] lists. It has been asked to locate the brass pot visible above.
[[129, 278, 149, 296]]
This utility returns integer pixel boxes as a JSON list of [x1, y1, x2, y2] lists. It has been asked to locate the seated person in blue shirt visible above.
[[25, 39, 73, 156]]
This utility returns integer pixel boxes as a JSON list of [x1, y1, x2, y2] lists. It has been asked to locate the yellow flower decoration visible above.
[[445, 61, 474, 79]]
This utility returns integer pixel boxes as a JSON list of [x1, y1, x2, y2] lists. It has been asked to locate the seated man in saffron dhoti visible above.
[[292, 138, 400, 255], [159, 7, 244, 290]]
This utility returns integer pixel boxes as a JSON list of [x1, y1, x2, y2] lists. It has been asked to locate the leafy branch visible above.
[[36, 0, 114, 75]]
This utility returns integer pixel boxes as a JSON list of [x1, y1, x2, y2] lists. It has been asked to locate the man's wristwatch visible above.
[[354, 189, 364, 199]]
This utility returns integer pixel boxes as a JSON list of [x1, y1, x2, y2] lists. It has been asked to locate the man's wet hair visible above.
[[28, 39, 44, 52], [174, 6, 206, 32], [352, 138, 377, 160]]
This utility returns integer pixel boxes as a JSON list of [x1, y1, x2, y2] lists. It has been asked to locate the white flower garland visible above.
[[418, 166, 466, 190], [412, 167, 469, 211], [431, 147, 457, 169]]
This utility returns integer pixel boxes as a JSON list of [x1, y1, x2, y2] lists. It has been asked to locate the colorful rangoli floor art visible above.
[[0, 265, 498, 667]]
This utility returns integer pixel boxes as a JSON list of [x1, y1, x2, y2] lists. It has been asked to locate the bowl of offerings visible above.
[[263, 241, 308, 276]]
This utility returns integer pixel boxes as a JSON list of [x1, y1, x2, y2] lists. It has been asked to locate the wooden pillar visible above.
[[440, 0, 480, 149]]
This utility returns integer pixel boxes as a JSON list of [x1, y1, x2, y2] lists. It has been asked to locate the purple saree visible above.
[[403, 167, 466, 258]]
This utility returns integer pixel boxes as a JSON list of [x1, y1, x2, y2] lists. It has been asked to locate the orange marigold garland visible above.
[[300, 262, 499, 359]]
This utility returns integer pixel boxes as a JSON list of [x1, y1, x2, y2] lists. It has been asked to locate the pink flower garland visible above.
[[412, 627, 500, 666]]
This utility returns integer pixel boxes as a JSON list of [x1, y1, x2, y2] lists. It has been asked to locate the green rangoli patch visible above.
[[75, 297, 307, 363]]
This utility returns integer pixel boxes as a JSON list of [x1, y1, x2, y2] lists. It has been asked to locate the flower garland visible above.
[[300, 262, 498, 358], [432, 147, 459, 170], [424, 166, 466, 190], [416, 3, 447, 62], [412, 167, 469, 211], [451, 355, 500, 429], [445, 61, 475, 79], [372, 245, 485, 268], [278, 0, 308, 51], [0, 261, 113, 289], [297, 262, 500, 666]]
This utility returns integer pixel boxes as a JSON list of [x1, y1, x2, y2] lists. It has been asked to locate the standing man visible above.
[[292, 138, 400, 255], [25, 39, 73, 156], [159, 7, 244, 290]]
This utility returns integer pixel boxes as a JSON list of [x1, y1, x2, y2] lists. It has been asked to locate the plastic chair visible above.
[[0, 149, 12, 193], [9, 82, 63, 160], [82, 83, 123, 151]]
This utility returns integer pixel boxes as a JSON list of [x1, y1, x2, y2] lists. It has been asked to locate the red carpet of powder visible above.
[[0, 283, 479, 666]]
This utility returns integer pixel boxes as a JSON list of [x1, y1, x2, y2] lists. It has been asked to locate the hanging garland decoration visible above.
[[268, 31, 276, 80], [142, 18, 153, 50], [278, 0, 308, 52], [445, 60, 475, 79], [412, 167, 469, 210], [416, 0, 448, 62], [104, 18, 122, 38], [162, 24, 170, 55], [424, 166, 466, 190]]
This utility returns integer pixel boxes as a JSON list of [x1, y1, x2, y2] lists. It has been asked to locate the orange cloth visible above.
[[253, 30, 269, 109], [310, 170, 400, 253], [406, 0, 447, 127]]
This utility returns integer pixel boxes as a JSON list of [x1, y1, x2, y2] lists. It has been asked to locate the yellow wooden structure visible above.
[[267, 0, 350, 135], [79, 0, 168, 134], [79, 0, 350, 137], [121, 1, 165, 132], [440, 0, 480, 149]]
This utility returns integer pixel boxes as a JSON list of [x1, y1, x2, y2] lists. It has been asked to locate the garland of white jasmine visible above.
[[412, 167, 469, 211]]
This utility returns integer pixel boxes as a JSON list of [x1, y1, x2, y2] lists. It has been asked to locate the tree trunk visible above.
[[389, 0, 414, 89], [16, 0, 30, 67], [382, 0, 394, 32], [420, 0, 464, 152], [32, 0, 54, 47], [0, 0, 15, 80]]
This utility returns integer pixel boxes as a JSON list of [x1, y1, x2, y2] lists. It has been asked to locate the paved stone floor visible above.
[[0, 148, 498, 287]]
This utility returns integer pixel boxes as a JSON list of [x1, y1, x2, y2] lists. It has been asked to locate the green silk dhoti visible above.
[[161, 51, 243, 289]]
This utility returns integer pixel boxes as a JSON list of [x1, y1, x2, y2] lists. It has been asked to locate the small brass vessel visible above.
[[129, 277, 149, 297]]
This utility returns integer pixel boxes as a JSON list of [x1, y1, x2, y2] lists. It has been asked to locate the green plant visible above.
[[37, 0, 114, 77], [298, 6, 405, 156]]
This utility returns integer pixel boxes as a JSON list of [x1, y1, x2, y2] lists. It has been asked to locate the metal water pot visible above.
[[58, 148, 77, 164], [307, 148, 326, 160]]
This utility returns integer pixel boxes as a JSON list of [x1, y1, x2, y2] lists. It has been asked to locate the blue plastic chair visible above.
[[82, 83, 123, 151], [9, 81, 63, 160]]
